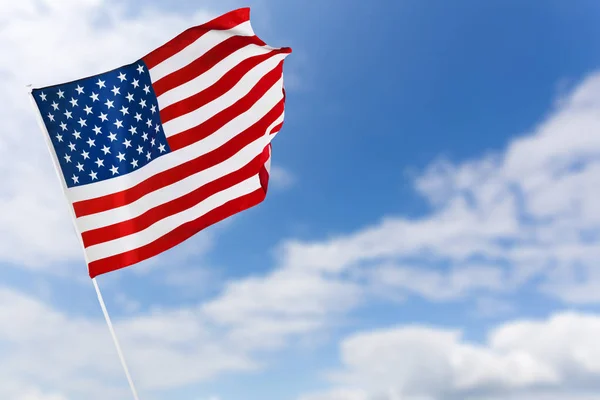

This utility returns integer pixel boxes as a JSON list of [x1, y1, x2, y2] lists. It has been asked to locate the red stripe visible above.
[[73, 99, 285, 218], [142, 8, 250, 70], [82, 153, 265, 247], [258, 144, 271, 193], [168, 61, 284, 152], [270, 122, 284, 135], [88, 188, 266, 278], [160, 48, 289, 124], [259, 166, 269, 194], [152, 35, 267, 97], [269, 87, 286, 135]]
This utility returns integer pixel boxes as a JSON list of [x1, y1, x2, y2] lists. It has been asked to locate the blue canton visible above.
[[32, 61, 171, 188]]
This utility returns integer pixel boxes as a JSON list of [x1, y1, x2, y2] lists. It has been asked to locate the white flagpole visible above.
[[27, 85, 141, 400], [93, 278, 140, 400]]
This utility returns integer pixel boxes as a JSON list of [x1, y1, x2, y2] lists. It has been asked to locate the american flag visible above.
[[31, 8, 291, 278]]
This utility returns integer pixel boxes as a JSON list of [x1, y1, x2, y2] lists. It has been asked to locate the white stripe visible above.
[[85, 175, 261, 262], [66, 78, 284, 203], [267, 111, 284, 141], [76, 134, 268, 233], [149, 20, 255, 82], [161, 53, 287, 138], [264, 146, 272, 174], [156, 44, 274, 109], [263, 113, 283, 175]]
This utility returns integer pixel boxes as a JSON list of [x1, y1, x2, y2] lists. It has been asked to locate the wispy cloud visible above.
[[301, 311, 600, 400], [269, 165, 296, 190]]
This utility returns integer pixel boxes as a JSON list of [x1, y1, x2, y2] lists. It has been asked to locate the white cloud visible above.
[[113, 292, 142, 314], [270, 70, 600, 305], [269, 165, 295, 190], [0, 272, 358, 398], [301, 312, 600, 400], [471, 296, 514, 318], [0, 380, 70, 400], [0, 286, 255, 399], [367, 263, 506, 302], [201, 266, 362, 352], [300, 389, 370, 400]]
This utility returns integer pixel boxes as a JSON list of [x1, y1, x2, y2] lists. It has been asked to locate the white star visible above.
[[51, 102, 59, 111], [101, 145, 111, 155], [64, 110, 72, 119], [81, 150, 90, 160], [75, 85, 85, 95], [117, 152, 126, 162], [114, 119, 123, 129], [47, 113, 55, 122], [92, 126, 102, 135], [134, 113, 142, 122], [90, 92, 99, 102], [89, 170, 98, 180], [123, 138, 132, 148], [59, 122, 68, 131], [146, 118, 152, 128], [129, 126, 137, 135], [64, 154, 71, 163], [139, 99, 147, 108], [132, 79, 140, 88], [120, 106, 129, 115], [151, 138, 156, 147], [73, 130, 81, 139], [105, 99, 114, 109], [96, 79, 106, 89], [39, 92, 47, 101], [142, 132, 148, 141], [94, 158, 104, 168], [99, 112, 108, 122], [146, 151, 152, 161], [136, 145, 143, 154], [126, 93, 135, 102], [155, 124, 160, 133], [86, 137, 96, 147], [131, 158, 139, 168], [118, 72, 127, 82], [137, 64, 145, 74], [84, 105, 93, 115], [57, 89, 65, 99], [110, 165, 119, 175], [158, 143, 166, 153], [71, 174, 79, 184], [108, 132, 118, 142], [55, 133, 63, 142], [76, 162, 84, 172], [111, 86, 121, 96], [150, 104, 156, 114], [143, 85, 150, 94], [78, 118, 87, 127], [68, 142, 76, 152], [69, 98, 78, 107]]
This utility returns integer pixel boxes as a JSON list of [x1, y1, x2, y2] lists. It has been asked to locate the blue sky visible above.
[[2, 1, 600, 400]]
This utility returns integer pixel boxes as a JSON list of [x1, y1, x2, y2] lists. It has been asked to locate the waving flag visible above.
[[31, 8, 292, 278]]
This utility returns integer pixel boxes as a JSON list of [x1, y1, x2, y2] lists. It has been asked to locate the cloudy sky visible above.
[[2, 0, 600, 399]]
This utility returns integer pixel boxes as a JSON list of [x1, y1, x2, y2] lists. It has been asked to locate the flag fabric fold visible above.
[[31, 8, 291, 278]]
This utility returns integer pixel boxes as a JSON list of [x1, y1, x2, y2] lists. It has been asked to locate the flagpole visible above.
[[26, 85, 141, 400], [93, 278, 140, 400]]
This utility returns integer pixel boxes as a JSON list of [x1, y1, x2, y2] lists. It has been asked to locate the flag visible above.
[[30, 8, 291, 278]]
